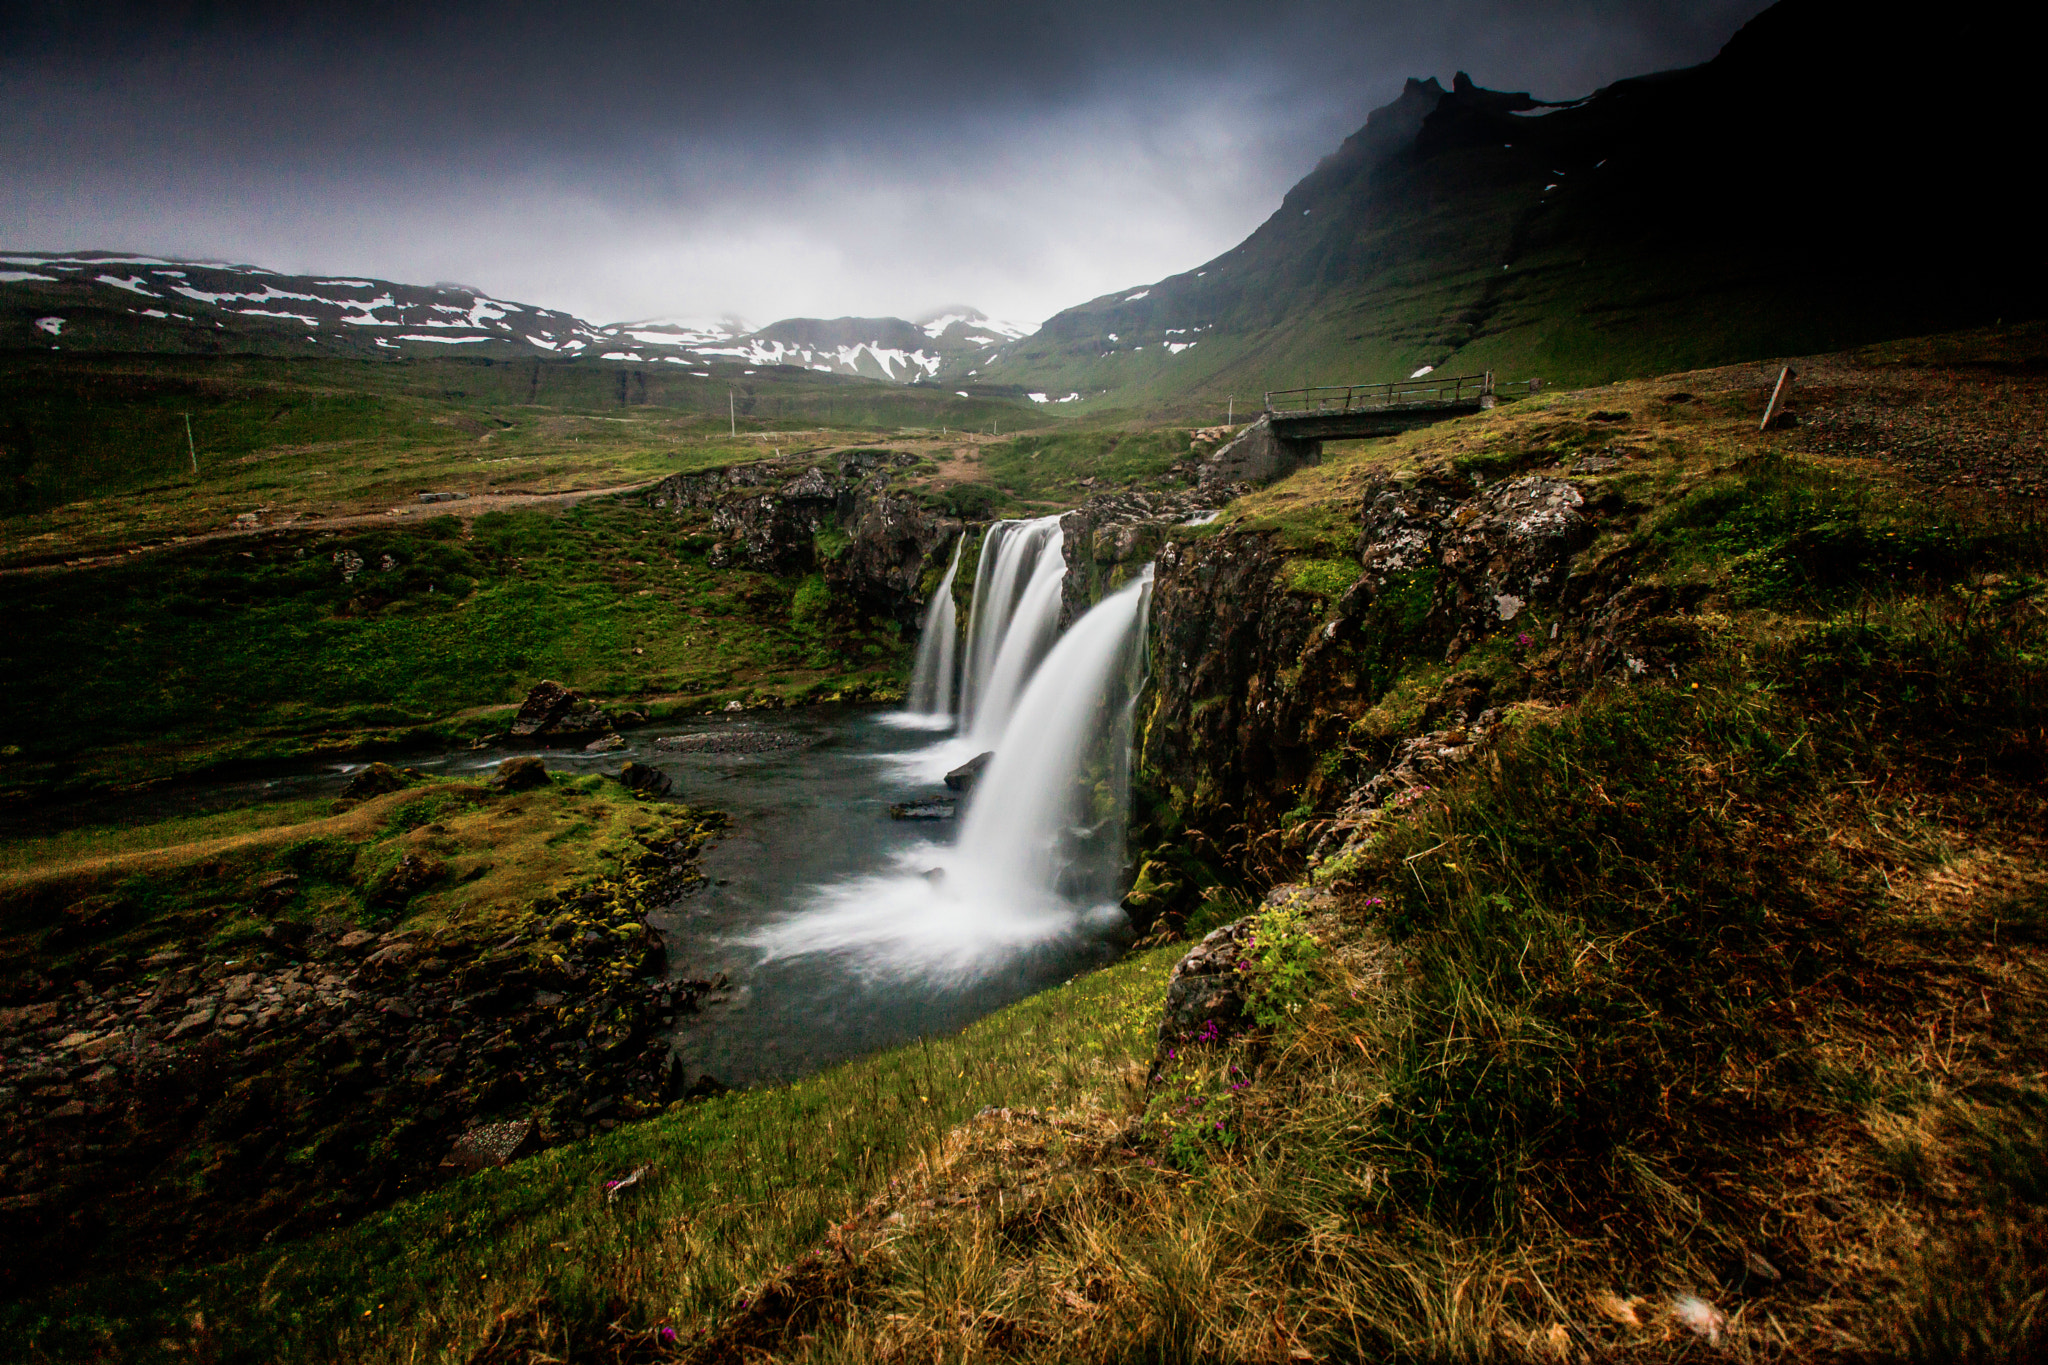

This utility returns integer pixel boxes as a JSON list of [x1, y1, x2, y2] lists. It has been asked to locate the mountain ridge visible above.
[[980, 0, 2035, 412], [1, 251, 1033, 385]]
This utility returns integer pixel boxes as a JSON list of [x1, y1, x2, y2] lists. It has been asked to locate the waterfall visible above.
[[905, 536, 962, 718], [956, 567, 1153, 900], [957, 516, 1063, 727], [965, 526, 1066, 746], [752, 566, 1154, 982]]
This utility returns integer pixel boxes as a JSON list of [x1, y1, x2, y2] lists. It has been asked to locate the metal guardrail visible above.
[[1264, 371, 1543, 415]]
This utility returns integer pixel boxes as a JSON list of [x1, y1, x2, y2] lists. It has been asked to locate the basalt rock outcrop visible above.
[[1138, 464, 1678, 871], [648, 451, 962, 625], [1056, 484, 1224, 625]]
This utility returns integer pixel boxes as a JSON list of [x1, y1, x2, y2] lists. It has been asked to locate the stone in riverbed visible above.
[[616, 761, 673, 796], [508, 680, 616, 746], [944, 751, 995, 792], [341, 763, 415, 799], [889, 800, 956, 821]]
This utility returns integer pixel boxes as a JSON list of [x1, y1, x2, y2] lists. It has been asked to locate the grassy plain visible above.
[[0, 353, 1038, 567]]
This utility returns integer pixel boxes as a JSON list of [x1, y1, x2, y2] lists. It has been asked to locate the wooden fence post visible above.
[[1759, 365, 1795, 431]]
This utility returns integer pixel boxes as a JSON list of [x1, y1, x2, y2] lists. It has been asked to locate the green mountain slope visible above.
[[986, 0, 2035, 415]]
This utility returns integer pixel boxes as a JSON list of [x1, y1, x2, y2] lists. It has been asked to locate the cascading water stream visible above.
[[957, 516, 1063, 727], [749, 566, 1155, 982], [904, 536, 962, 719], [965, 524, 1066, 747], [955, 567, 1153, 898]]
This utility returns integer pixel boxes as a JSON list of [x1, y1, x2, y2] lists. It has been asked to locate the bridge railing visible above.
[[1264, 371, 1544, 416]]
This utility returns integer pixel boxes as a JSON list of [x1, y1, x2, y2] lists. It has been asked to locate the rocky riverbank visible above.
[[0, 784, 728, 1297]]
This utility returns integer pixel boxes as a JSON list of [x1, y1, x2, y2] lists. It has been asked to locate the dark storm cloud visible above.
[[1, 1, 1768, 326]]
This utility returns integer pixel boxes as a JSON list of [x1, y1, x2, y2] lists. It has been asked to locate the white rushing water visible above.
[[965, 528, 1067, 747], [748, 567, 1154, 982], [957, 516, 1064, 728], [903, 535, 962, 720]]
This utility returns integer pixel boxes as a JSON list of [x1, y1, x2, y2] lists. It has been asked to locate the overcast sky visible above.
[[1, 1, 1768, 329]]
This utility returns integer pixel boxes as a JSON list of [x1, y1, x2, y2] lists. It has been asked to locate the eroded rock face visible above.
[[828, 475, 961, 625], [0, 823, 719, 1296], [647, 454, 959, 625], [1141, 532, 1334, 839], [1057, 484, 1223, 625], [1136, 467, 1673, 872]]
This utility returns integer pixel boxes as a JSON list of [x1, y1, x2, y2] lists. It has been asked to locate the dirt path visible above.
[[0, 480, 664, 578], [0, 788, 431, 893]]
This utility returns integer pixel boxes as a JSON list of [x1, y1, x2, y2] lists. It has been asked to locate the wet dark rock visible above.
[[616, 761, 673, 796], [944, 751, 995, 792], [508, 680, 616, 746], [888, 800, 956, 821], [1056, 484, 1224, 625], [492, 756, 551, 792], [827, 477, 962, 626], [1119, 859, 1191, 934]]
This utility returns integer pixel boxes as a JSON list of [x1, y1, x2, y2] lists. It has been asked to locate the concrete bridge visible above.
[[1198, 371, 1540, 489]]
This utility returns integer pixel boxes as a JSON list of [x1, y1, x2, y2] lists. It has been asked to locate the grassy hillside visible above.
[[6, 328, 2040, 1361], [0, 497, 915, 800]]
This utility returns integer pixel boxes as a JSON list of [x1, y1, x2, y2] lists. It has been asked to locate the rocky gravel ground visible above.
[[1788, 349, 2048, 501], [0, 815, 727, 1297]]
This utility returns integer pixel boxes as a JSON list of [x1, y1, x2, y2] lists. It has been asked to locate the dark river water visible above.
[[25, 704, 1133, 1088]]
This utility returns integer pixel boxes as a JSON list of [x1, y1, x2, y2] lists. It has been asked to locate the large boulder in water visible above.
[[508, 680, 616, 746], [945, 751, 994, 792], [616, 761, 673, 796]]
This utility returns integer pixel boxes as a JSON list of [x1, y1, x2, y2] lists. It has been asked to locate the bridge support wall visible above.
[[1197, 416, 1320, 492]]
